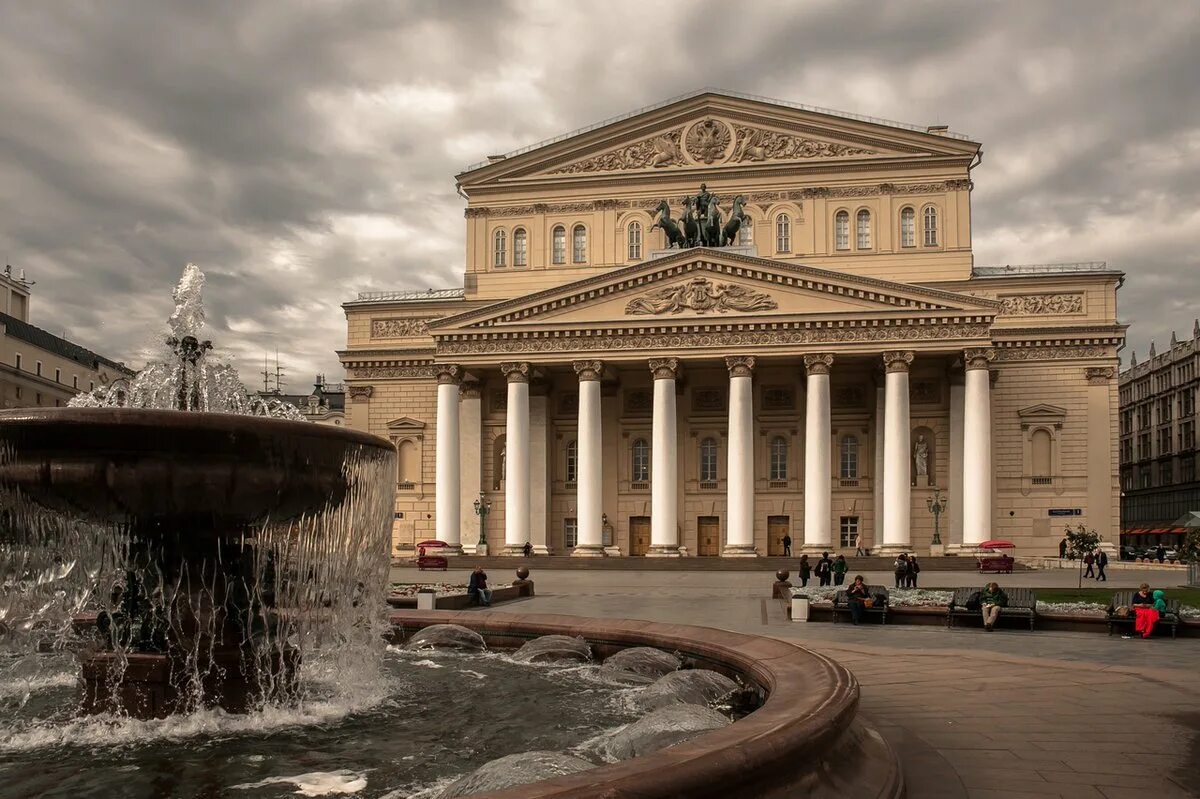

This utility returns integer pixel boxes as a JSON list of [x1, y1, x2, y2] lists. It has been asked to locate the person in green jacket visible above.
[[832, 555, 848, 586], [1153, 589, 1168, 613], [981, 582, 1008, 631]]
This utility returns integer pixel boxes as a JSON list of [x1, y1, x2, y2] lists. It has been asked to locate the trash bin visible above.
[[416, 589, 436, 611], [791, 593, 810, 622]]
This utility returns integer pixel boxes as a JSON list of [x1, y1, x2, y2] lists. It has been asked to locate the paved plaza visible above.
[[394, 565, 1200, 799]]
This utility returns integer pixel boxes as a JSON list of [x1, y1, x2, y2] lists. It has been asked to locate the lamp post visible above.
[[473, 493, 491, 554], [926, 488, 947, 546]]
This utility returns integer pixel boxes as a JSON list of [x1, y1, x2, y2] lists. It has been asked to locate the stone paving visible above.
[[393, 566, 1200, 798]]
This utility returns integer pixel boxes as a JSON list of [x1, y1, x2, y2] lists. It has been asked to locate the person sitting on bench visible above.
[[468, 566, 492, 607], [981, 582, 1007, 631], [1130, 584, 1165, 639], [846, 575, 871, 625]]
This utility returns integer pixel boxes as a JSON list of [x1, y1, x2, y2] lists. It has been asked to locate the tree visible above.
[[1064, 524, 1101, 588], [1179, 528, 1200, 564]]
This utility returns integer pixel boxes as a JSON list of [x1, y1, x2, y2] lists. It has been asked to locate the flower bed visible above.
[[390, 582, 466, 598], [787, 586, 1200, 618]]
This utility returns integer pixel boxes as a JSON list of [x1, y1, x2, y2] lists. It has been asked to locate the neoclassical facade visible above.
[[340, 90, 1124, 557]]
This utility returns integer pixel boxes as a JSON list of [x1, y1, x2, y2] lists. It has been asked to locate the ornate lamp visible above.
[[472, 493, 491, 548], [926, 488, 947, 546]]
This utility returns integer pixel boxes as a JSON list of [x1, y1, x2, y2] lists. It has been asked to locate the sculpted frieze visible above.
[[997, 294, 1084, 315], [349, 365, 436, 379], [551, 129, 685, 174], [685, 119, 734, 164], [731, 125, 874, 162], [371, 318, 436, 338], [993, 346, 1108, 362], [625, 277, 777, 315]]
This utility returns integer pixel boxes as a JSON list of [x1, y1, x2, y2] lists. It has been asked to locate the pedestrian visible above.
[[798, 554, 811, 587], [906, 555, 921, 588], [832, 555, 848, 586], [892, 554, 908, 589], [1083, 551, 1095, 578], [782, 533, 792, 557], [1156, 545, 1166, 564], [1058, 537, 1067, 560], [815, 551, 833, 587], [522, 541, 533, 557], [1096, 549, 1108, 581], [855, 534, 865, 557]]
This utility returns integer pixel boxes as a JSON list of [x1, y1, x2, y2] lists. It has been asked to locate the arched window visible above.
[[512, 228, 528, 267], [834, 210, 850, 250], [551, 225, 566, 265], [775, 214, 791, 253], [699, 437, 718, 482], [923, 206, 938, 246], [492, 229, 507, 267], [565, 439, 578, 484], [397, 440, 418, 486], [856, 209, 872, 250], [737, 216, 754, 246], [1032, 429, 1052, 478], [627, 221, 642, 260], [631, 438, 650, 483], [900, 207, 916, 248], [769, 436, 788, 481], [840, 435, 859, 479], [572, 224, 587, 264]]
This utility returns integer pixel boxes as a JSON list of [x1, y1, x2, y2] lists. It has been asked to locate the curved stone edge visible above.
[[389, 610, 904, 799]]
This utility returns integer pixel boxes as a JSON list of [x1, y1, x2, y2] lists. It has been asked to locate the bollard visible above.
[[416, 588, 436, 610], [791, 593, 810, 622]]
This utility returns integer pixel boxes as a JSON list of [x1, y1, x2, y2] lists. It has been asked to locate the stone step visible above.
[[408, 554, 1026, 572]]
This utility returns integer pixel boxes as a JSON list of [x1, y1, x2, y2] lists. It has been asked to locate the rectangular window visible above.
[[856, 212, 871, 250], [1182, 458, 1196, 484], [564, 518, 578, 549], [72, 375, 78, 389], [775, 216, 790, 253], [839, 516, 859, 549], [627, 224, 642, 260], [900, 209, 915, 247], [1160, 461, 1173, 485], [835, 214, 849, 251], [513, 231, 527, 267], [840, 438, 859, 479], [55, 368, 61, 383], [699, 440, 718, 483], [552, 228, 566, 265], [14, 353, 20, 370], [572, 227, 587, 264], [14, 386, 20, 399], [36, 361, 42, 376]]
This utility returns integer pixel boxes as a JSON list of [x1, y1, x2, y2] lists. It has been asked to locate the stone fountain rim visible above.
[[389, 610, 904, 799], [0, 407, 394, 451]]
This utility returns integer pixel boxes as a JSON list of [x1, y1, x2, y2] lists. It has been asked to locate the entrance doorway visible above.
[[629, 516, 650, 556], [698, 516, 720, 556], [768, 516, 790, 556]]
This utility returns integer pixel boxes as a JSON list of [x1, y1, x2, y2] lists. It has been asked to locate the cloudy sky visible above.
[[1, 0, 1197, 387]]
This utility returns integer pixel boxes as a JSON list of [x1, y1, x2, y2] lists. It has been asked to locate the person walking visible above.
[[892, 554, 909, 589], [1096, 549, 1108, 581], [798, 554, 811, 587], [832, 555, 848, 586], [1083, 551, 1095, 578], [782, 533, 792, 557], [1156, 545, 1167, 564], [855, 534, 865, 557], [816, 552, 833, 587], [1058, 537, 1068, 560], [906, 556, 921, 588]]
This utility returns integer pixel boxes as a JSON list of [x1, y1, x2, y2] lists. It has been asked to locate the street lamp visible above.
[[473, 493, 492, 549], [926, 488, 947, 546]]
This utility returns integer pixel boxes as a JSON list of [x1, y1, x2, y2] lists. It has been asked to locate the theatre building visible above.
[[339, 90, 1124, 557]]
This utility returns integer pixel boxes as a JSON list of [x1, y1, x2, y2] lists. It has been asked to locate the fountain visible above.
[[0, 265, 396, 718]]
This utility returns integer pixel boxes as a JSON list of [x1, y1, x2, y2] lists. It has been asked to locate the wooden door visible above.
[[767, 516, 790, 556], [698, 516, 720, 556], [629, 516, 651, 556]]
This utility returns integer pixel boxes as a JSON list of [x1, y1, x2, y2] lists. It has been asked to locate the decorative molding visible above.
[[963, 347, 996, 370], [725, 355, 756, 377], [803, 353, 835, 375], [882, 350, 915, 372], [459, 381, 482, 400], [625, 277, 777, 315], [350, 365, 436, 379], [573, 360, 604, 381], [731, 124, 874, 162], [1085, 366, 1116, 384], [348, 385, 374, 400], [993, 345, 1109, 362], [434, 363, 461, 385], [648, 358, 680, 380], [370, 318, 435, 338], [551, 129, 686, 174], [500, 362, 531, 383], [997, 294, 1084, 316], [684, 118, 734, 164]]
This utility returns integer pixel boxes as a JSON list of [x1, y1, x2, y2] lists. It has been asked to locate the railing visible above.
[[630, 481, 649, 491], [699, 481, 719, 490], [839, 478, 860, 488], [768, 480, 789, 489], [354, 288, 465, 303], [971, 261, 1109, 276], [397, 481, 415, 491], [1031, 476, 1054, 486]]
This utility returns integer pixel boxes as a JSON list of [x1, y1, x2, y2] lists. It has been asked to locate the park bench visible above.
[[947, 587, 1037, 630], [1106, 590, 1181, 638], [977, 555, 1014, 574], [831, 585, 890, 624]]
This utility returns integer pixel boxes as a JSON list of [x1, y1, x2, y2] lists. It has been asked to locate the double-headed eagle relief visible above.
[[625, 277, 777, 316], [650, 185, 750, 249]]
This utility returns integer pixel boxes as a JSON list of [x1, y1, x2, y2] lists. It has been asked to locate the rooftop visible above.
[[353, 287, 466, 304], [0, 311, 133, 375], [971, 261, 1114, 277]]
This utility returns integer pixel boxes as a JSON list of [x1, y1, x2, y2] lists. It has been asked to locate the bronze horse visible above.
[[681, 197, 701, 248], [721, 195, 749, 246], [702, 195, 722, 247], [650, 200, 687, 249]]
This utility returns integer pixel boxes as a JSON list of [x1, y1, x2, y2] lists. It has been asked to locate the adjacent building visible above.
[[257, 374, 347, 426], [0, 267, 133, 410], [1119, 325, 1200, 550], [340, 90, 1125, 557]]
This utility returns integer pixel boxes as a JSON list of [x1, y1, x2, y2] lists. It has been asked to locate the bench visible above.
[[1106, 591, 1181, 638], [417, 555, 448, 571], [977, 556, 1014, 574], [832, 585, 890, 624], [947, 587, 1037, 630]]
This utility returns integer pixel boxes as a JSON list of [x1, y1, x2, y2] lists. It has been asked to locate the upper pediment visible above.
[[431, 249, 1000, 332], [459, 91, 979, 185]]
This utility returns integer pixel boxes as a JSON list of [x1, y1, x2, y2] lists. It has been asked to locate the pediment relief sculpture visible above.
[[551, 130, 685, 174], [997, 294, 1084, 315], [731, 124, 875, 162], [625, 277, 777, 316], [371, 318, 435, 338]]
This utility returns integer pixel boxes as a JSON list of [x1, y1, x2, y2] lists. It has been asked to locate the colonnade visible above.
[[433, 348, 995, 555]]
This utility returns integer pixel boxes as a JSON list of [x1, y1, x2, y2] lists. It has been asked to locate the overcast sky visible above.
[[1, 1, 1197, 388]]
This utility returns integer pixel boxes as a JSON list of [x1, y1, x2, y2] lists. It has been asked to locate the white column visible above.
[[803, 353, 834, 550], [947, 376, 965, 551], [872, 381, 886, 551], [459, 382, 482, 554], [724, 356, 757, 556], [573, 360, 606, 556], [501, 362, 531, 554], [648, 358, 681, 556], [880, 350, 914, 553], [529, 391, 550, 554], [434, 364, 463, 555], [962, 348, 995, 547]]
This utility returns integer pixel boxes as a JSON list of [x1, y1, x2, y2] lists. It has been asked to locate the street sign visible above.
[[1048, 508, 1082, 517]]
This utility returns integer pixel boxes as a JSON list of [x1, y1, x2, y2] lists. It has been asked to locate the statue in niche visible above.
[[913, 435, 929, 477]]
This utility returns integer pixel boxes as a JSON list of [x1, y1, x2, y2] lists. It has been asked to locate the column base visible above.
[[532, 544, 552, 556], [942, 543, 976, 556], [570, 545, 607, 557], [799, 544, 833, 555], [441, 544, 464, 556], [603, 546, 622, 557], [721, 545, 759, 557], [646, 545, 683, 557], [473, 543, 488, 556], [873, 544, 913, 557]]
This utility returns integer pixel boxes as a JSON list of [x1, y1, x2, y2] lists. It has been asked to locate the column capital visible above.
[[963, 348, 996, 370], [500, 362, 531, 383], [882, 350, 914, 373], [1085, 366, 1116, 384], [573, 360, 604, 381], [648, 358, 680, 380], [459, 380, 482, 399], [434, 364, 461, 385], [348, 384, 374, 400], [803, 353, 835, 376], [725, 356, 756, 378]]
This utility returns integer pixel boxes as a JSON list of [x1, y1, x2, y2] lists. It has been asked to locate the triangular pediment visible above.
[[1017, 404, 1068, 421], [385, 416, 426, 432], [459, 90, 979, 185], [431, 249, 1000, 332]]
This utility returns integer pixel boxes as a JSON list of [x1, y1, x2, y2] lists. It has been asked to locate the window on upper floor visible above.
[[14, 353, 21, 370], [631, 438, 650, 483], [775, 214, 791, 253], [834, 210, 850, 250], [856, 209, 872, 250], [923, 206, 938, 246], [699, 437, 718, 482], [35, 361, 42, 376], [627, 222, 642, 260], [54, 368, 60, 383], [565, 439, 578, 484], [840, 435, 859, 479], [72, 375, 78, 389], [552, 225, 566, 265], [512, 228, 528, 267], [1182, 457, 1196, 483], [572, 224, 587, 264], [1032, 429, 1052, 477], [564, 517, 578, 549], [769, 436, 788, 481], [900, 207, 916, 247], [492, 229, 507, 268]]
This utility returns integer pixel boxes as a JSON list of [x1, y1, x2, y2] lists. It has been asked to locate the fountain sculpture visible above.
[[0, 265, 396, 718]]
